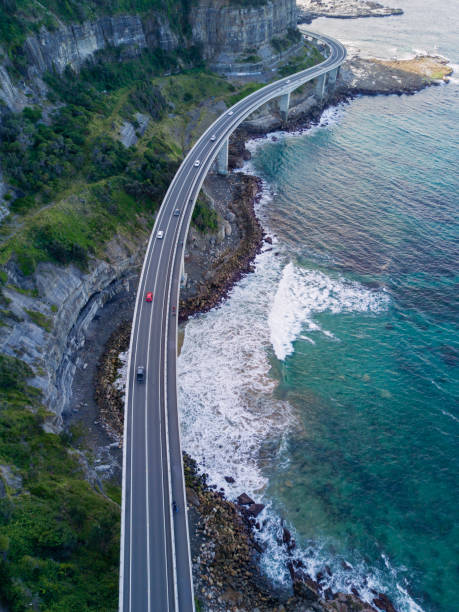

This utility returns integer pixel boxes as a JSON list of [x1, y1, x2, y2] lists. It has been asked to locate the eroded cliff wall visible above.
[[0, 0, 300, 111], [192, 0, 298, 62], [23, 13, 179, 76]]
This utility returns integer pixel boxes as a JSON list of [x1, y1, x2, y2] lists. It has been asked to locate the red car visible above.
[[146, 292, 153, 302]]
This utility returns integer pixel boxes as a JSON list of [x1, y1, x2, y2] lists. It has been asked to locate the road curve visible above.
[[119, 31, 346, 612]]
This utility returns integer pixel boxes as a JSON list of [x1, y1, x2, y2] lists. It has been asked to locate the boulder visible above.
[[185, 487, 200, 508], [373, 593, 397, 612], [237, 492, 255, 505], [293, 575, 320, 601], [325, 592, 379, 612], [282, 527, 291, 544], [224, 476, 235, 483], [246, 503, 265, 517]]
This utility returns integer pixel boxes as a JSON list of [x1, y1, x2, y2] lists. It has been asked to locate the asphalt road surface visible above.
[[119, 31, 346, 612]]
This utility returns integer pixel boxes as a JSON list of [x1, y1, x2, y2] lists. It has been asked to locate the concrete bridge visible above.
[[119, 30, 346, 612], [215, 34, 343, 175]]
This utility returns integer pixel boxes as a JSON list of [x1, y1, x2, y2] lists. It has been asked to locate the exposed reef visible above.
[[340, 54, 453, 95], [297, 0, 403, 23]]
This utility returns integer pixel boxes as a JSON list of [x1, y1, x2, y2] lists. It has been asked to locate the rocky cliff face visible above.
[[23, 13, 179, 76], [1, 232, 147, 427], [192, 0, 298, 65], [0, 12, 179, 111], [0, 0, 299, 111]]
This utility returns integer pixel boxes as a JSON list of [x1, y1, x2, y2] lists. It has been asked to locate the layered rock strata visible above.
[[0, 1, 301, 110], [192, 0, 299, 69], [0, 230, 147, 427], [23, 14, 178, 76]]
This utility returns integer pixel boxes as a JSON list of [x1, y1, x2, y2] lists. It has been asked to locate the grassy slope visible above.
[[0, 54, 234, 277]]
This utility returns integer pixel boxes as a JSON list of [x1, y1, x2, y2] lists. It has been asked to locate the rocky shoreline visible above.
[[297, 0, 403, 23], [184, 454, 396, 612], [179, 174, 265, 322]]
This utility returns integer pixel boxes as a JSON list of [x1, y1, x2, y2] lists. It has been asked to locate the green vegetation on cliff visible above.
[[0, 0, 195, 64], [0, 52, 234, 274], [0, 354, 120, 611]]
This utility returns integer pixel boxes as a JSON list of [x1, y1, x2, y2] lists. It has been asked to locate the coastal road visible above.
[[119, 31, 346, 612]]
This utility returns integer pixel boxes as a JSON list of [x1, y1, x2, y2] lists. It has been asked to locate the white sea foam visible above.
[[269, 262, 389, 361], [240, 104, 345, 165], [446, 63, 459, 85], [178, 244, 292, 495], [440, 408, 459, 423]]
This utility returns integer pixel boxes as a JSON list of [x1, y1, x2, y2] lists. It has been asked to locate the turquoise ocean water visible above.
[[179, 3, 458, 611]]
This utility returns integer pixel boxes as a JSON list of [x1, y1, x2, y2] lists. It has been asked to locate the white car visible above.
[[286, 79, 291, 84], [157, 230, 164, 239], [210, 134, 216, 141], [228, 110, 234, 116], [194, 160, 200, 167]]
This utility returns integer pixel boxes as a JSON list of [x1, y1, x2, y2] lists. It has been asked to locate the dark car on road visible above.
[[136, 366, 145, 383]]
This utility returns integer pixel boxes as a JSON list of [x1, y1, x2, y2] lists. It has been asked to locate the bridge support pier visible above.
[[180, 256, 187, 288], [216, 138, 229, 175], [327, 67, 338, 91], [279, 91, 290, 124], [315, 73, 326, 101]]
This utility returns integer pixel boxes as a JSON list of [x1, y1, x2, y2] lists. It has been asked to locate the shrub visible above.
[[31, 223, 89, 268], [192, 196, 218, 233], [0, 353, 33, 391], [128, 82, 167, 120]]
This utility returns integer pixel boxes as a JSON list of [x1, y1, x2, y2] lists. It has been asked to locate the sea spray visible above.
[[268, 262, 389, 361]]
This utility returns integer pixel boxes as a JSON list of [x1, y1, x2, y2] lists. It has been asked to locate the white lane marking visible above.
[[158, 162, 199, 610], [128, 237, 158, 610], [143, 167, 194, 609], [161, 145, 231, 608], [121, 229, 156, 610], [124, 186, 178, 609], [142, 182, 186, 609]]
